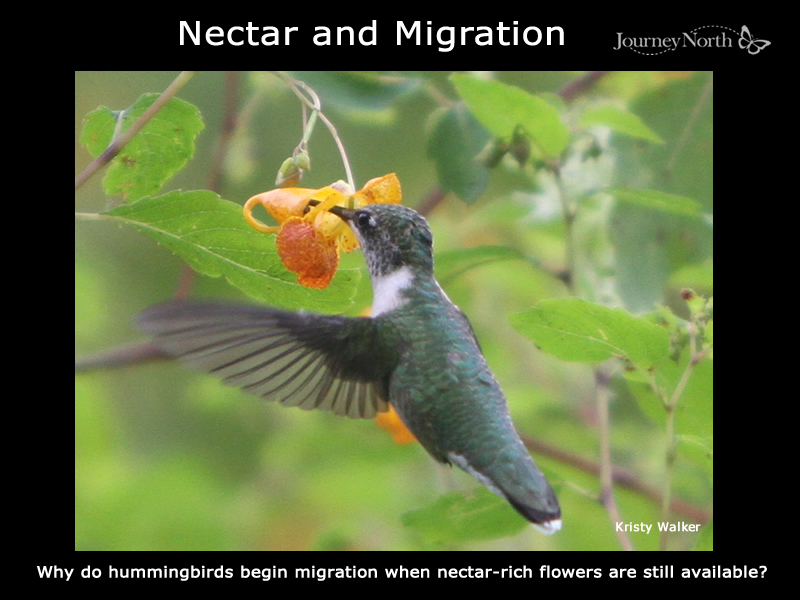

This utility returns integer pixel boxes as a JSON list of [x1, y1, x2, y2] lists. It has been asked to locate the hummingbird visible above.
[[138, 202, 562, 534]]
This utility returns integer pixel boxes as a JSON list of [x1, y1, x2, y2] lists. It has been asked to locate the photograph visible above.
[[75, 69, 713, 556]]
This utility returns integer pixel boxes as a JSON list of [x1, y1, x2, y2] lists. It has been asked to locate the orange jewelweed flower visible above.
[[375, 405, 417, 445], [244, 173, 401, 289]]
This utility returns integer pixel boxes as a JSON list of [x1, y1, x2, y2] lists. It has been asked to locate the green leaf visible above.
[[609, 188, 702, 217], [625, 72, 713, 210], [675, 358, 713, 441], [510, 298, 670, 370], [608, 73, 713, 312], [451, 74, 569, 157], [106, 191, 359, 312], [402, 487, 527, 547], [427, 105, 490, 203], [579, 105, 664, 143], [81, 94, 204, 203], [435, 245, 522, 284], [290, 71, 419, 111]]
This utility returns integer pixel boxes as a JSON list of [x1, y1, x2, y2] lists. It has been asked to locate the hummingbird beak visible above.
[[326, 204, 357, 222]]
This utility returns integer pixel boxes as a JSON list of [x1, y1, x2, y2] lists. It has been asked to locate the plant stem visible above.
[[272, 72, 355, 190], [553, 165, 576, 292], [596, 364, 633, 550], [665, 73, 713, 177], [658, 319, 700, 550], [659, 402, 677, 550]]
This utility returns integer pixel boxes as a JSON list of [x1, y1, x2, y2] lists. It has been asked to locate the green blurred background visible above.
[[75, 71, 712, 550]]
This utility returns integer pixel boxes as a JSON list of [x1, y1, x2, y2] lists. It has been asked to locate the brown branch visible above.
[[522, 434, 711, 524], [558, 71, 612, 102], [415, 185, 447, 218], [206, 70, 240, 194]]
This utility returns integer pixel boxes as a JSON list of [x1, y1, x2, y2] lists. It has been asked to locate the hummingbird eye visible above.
[[355, 210, 374, 229]]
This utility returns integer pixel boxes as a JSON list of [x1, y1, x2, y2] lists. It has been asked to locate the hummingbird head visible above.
[[329, 203, 434, 279]]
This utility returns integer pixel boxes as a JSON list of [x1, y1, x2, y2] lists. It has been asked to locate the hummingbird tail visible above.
[[447, 452, 562, 534], [506, 497, 562, 535]]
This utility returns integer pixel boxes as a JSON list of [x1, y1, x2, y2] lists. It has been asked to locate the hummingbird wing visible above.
[[137, 300, 394, 419]]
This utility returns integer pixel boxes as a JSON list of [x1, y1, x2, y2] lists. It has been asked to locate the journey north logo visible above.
[[614, 25, 770, 55]]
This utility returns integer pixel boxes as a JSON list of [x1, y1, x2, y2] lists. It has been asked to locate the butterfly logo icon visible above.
[[739, 25, 770, 54]]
